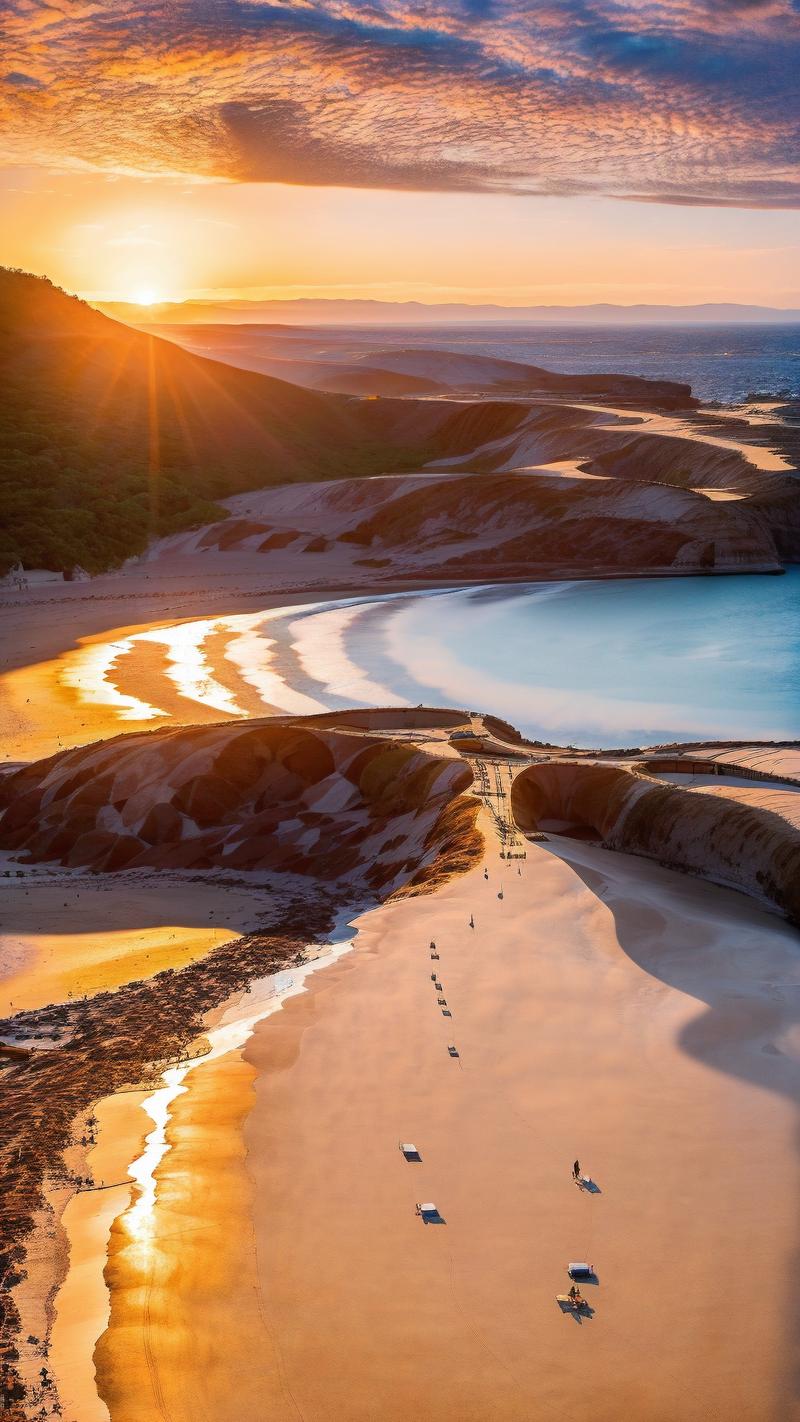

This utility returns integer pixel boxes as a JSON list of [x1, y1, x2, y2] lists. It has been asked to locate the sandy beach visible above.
[[88, 810, 800, 1422]]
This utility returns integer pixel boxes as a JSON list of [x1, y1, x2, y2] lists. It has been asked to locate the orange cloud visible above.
[[1, 0, 798, 205]]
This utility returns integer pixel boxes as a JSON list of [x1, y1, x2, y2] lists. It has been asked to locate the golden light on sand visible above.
[[138, 620, 249, 717], [62, 619, 249, 727], [61, 636, 166, 721], [121, 954, 352, 1249]]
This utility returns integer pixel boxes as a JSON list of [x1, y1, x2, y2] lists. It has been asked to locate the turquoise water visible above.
[[274, 570, 800, 748]]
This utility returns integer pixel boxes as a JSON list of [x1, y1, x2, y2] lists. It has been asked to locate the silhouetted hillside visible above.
[[0, 270, 437, 574]]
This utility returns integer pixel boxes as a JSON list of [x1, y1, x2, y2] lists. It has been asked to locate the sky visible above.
[[1, 0, 799, 307]]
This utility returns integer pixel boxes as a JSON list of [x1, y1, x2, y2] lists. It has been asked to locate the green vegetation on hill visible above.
[[0, 269, 436, 575]]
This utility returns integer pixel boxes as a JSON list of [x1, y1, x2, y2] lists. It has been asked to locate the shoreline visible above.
[[1, 566, 797, 770], [46, 930, 358, 1422], [0, 562, 787, 683]]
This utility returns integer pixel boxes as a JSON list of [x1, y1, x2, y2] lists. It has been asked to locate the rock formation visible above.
[[0, 720, 482, 895], [511, 761, 800, 922]]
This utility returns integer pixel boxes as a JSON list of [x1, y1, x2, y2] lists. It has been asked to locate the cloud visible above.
[[0, 0, 797, 207], [3, 71, 44, 89]]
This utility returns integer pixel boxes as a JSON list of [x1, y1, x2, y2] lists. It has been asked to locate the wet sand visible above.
[[0, 871, 271, 1016], [47, 1090, 148, 1422], [92, 814, 800, 1422]]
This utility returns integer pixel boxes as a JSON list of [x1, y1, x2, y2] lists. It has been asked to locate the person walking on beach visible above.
[[572, 1159, 581, 1181], [469, 913, 474, 928]]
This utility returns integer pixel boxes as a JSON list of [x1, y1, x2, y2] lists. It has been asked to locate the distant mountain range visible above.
[[97, 298, 800, 327]]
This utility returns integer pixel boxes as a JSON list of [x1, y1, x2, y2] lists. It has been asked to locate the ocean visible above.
[[272, 572, 800, 748], [86, 571, 800, 750], [332, 324, 800, 406]]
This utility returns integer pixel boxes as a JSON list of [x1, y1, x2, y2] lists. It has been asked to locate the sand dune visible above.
[[0, 720, 480, 893], [512, 760, 800, 923], [149, 466, 782, 578]]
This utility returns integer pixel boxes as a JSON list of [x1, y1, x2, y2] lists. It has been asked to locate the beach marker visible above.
[[567, 1262, 595, 1281], [415, 1202, 442, 1222], [400, 1142, 422, 1162]]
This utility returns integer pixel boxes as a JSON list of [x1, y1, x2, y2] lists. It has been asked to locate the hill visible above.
[[0, 271, 702, 577], [148, 325, 693, 405], [0, 270, 441, 575]]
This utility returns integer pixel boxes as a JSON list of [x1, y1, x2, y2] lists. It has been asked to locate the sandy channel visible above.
[[93, 810, 800, 1422]]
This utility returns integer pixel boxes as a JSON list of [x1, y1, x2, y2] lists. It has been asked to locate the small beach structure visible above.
[[577, 1175, 601, 1193], [399, 1142, 422, 1162], [415, 1202, 443, 1223], [567, 1262, 595, 1281], [447, 1044, 459, 1057]]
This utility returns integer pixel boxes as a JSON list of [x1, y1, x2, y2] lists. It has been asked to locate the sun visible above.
[[131, 286, 161, 307]]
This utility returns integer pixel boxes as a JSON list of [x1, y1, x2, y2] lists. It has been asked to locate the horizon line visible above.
[[88, 294, 800, 316]]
